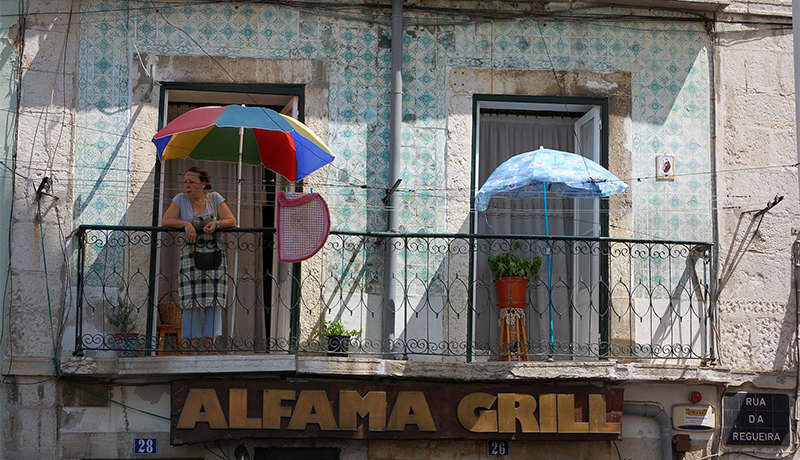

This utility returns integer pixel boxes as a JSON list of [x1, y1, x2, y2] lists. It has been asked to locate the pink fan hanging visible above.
[[277, 191, 331, 262]]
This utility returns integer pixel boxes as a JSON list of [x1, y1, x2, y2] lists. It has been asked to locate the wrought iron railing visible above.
[[71, 225, 715, 362]]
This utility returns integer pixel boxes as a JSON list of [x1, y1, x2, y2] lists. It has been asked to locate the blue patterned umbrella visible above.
[[475, 147, 628, 358], [475, 147, 628, 212]]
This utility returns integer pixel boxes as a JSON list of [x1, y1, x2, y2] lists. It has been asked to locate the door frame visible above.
[[468, 94, 611, 360]]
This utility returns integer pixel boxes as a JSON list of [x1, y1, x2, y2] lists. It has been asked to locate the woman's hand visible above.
[[184, 222, 197, 243], [162, 202, 199, 243], [202, 220, 218, 235]]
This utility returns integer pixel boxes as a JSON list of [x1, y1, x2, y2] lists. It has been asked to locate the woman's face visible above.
[[183, 171, 206, 196]]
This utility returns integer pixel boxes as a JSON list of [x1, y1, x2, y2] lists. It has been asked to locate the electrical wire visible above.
[[37, 193, 60, 377], [1, 154, 796, 201], [0, 0, 23, 385], [613, 440, 624, 460], [203, 442, 229, 460]]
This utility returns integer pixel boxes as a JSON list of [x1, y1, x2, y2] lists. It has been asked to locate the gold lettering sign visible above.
[[558, 394, 589, 433], [262, 389, 294, 429], [170, 380, 623, 444], [288, 390, 338, 430], [339, 391, 387, 431], [498, 393, 539, 433], [386, 391, 437, 431], [176, 389, 228, 429], [539, 393, 558, 433], [457, 392, 497, 432], [589, 394, 622, 433], [229, 389, 260, 429]]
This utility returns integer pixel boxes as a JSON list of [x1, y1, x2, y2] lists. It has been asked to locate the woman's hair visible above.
[[186, 166, 212, 190]]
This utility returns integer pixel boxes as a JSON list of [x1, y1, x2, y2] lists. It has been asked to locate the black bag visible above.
[[193, 239, 222, 270], [194, 250, 222, 270]]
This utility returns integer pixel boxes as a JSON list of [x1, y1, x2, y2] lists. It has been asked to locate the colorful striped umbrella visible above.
[[152, 105, 334, 183]]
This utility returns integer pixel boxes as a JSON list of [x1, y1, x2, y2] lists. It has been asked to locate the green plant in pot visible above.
[[488, 242, 542, 309], [106, 295, 139, 357], [319, 318, 361, 356]]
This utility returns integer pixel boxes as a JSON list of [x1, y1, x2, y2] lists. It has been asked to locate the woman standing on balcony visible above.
[[161, 166, 236, 352]]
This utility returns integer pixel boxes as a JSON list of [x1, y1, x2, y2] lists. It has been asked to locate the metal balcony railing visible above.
[[71, 225, 714, 363]]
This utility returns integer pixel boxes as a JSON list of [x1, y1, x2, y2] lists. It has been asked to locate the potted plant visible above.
[[319, 318, 361, 356], [106, 295, 139, 357], [488, 242, 542, 308]]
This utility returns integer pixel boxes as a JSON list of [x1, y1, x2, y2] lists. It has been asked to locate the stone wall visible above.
[[714, 19, 797, 376]]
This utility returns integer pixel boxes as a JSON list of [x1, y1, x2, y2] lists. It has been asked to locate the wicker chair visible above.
[[157, 291, 183, 355]]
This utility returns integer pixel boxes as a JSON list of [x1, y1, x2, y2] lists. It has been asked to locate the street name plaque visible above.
[[723, 392, 790, 446]]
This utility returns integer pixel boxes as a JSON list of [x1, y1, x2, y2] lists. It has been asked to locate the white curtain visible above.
[[476, 113, 577, 358]]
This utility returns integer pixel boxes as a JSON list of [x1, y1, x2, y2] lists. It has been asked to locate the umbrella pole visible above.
[[230, 127, 243, 341], [543, 183, 554, 359]]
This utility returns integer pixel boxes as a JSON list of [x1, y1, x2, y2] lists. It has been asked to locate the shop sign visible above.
[[171, 379, 623, 444]]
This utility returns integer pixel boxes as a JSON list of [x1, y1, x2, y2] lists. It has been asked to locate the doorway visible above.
[[472, 97, 607, 359], [155, 86, 300, 350]]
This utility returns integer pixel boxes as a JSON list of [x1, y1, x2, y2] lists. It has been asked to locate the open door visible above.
[[155, 89, 300, 352], [572, 106, 601, 350]]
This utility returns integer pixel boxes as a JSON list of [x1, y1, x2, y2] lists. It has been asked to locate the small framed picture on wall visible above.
[[656, 154, 675, 181]]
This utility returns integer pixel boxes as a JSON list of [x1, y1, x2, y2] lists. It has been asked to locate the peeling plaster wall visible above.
[[0, 26, 21, 460], [4, 1, 79, 459]]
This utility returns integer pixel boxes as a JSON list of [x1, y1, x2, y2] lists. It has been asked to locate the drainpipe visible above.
[[623, 403, 673, 460], [383, 0, 403, 357], [708, 19, 720, 364]]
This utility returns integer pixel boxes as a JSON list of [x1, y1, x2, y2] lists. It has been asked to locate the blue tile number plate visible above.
[[488, 440, 509, 457], [134, 438, 158, 454]]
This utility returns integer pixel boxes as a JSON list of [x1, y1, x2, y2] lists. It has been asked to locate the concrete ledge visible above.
[[727, 371, 799, 391], [2, 356, 60, 376], [49, 355, 743, 385]]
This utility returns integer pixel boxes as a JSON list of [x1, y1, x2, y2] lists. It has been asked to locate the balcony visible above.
[[71, 225, 715, 364]]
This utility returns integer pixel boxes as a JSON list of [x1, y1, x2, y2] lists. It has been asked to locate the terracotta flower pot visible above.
[[494, 277, 529, 309], [113, 332, 139, 357]]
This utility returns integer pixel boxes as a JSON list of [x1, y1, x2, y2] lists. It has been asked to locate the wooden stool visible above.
[[157, 323, 182, 355], [499, 307, 528, 361]]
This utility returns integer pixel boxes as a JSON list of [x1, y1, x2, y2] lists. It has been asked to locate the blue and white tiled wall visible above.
[[75, 2, 712, 243]]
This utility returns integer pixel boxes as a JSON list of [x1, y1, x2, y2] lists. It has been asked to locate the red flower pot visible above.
[[494, 277, 529, 309]]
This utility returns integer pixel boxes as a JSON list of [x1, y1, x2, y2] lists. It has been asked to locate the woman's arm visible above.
[[217, 201, 237, 228], [202, 200, 236, 234], [162, 201, 197, 243]]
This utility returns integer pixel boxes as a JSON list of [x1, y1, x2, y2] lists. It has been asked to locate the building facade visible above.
[[1, 0, 797, 459]]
